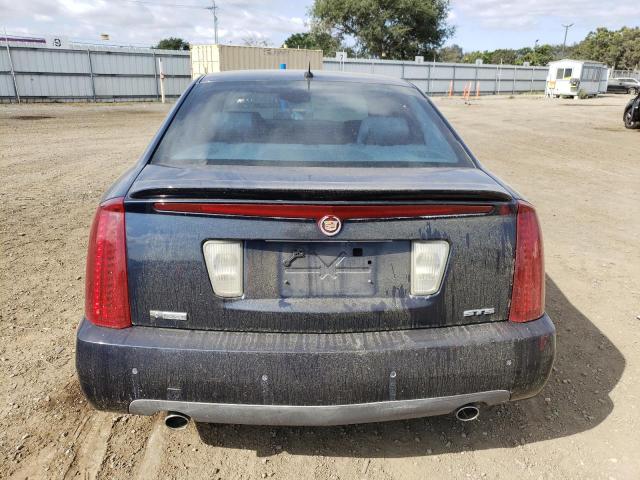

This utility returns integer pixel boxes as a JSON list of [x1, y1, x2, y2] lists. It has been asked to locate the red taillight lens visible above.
[[84, 197, 131, 328], [509, 200, 545, 322]]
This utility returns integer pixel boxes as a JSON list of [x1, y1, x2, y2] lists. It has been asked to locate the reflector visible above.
[[203, 241, 244, 298], [411, 241, 450, 296]]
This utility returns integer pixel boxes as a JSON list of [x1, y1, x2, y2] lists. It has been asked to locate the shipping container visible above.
[[190, 44, 323, 78]]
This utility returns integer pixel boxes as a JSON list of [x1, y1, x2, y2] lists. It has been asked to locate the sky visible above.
[[1, 0, 639, 51]]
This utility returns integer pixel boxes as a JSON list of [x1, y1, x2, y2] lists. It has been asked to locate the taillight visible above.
[[84, 197, 131, 328], [509, 200, 545, 322]]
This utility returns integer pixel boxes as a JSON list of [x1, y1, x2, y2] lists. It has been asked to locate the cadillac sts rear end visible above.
[[76, 71, 555, 427]]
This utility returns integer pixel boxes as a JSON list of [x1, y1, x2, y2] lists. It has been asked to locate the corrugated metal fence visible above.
[[0, 43, 191, 102], [1, 43, 554, 102], [323, 58, 550, 95]]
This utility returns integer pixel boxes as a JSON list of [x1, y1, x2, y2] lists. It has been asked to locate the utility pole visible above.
[[561, 23, 574, 56], [205, 1, 219, 44]]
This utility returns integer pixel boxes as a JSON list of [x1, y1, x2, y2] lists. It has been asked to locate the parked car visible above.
[[76, 70, 555, 428], [624, 92, 640, 129], [607, 77, 640, 95]]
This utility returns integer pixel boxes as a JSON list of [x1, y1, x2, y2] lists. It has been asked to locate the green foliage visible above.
[[518, 45, 555, 66], [573, 27, 640, 69], [284, 32, 319, 50], [154, 37, 190, 51], [311, 0, 453, 60], [283, 31, 343, 56], [438, 44, 463, 63], [460, 45, 554, 66], [456, 27, 640, 68], [461, 50, 512, 65], [578, 89, 589, 99]]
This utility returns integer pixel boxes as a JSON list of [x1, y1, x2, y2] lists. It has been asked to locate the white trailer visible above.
[[545, 59, 608, 98]]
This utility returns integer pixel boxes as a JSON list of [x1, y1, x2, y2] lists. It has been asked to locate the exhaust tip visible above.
[[164, 411, 190, 430], [455, 404, 480, 422]]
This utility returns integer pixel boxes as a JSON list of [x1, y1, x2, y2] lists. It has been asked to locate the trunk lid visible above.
[[125, 165, 516, 333]]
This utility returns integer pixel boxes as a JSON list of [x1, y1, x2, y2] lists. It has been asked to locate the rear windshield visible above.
[[152, 80, 474, 168]]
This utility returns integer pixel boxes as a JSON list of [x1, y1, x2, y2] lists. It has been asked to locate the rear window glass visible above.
[[151, 80, 473, 168]]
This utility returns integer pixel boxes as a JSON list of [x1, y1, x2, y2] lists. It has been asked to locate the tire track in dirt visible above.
[[95, 414, 155, 480], [134, 416, 166, 480], [63, 413, 113, 480]]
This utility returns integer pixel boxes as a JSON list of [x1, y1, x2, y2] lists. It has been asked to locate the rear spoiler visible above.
[[128, 187, 512, 202]]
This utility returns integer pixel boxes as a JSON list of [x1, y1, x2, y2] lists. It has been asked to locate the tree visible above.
[[154, 37, 189, 50], [486, 49, 518, 65], [516, 45, 554, 66], [438, 44, 463, 63], [283, 31, 342, 56], [461, 50, 489, 64], [460, 46, 553, 66], [573, 27, 640, 69], [311, 0, 453, 60], [284, 32, 317, 50]]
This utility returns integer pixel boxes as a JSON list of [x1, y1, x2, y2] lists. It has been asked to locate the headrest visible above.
[[357, 116, 410, 146]]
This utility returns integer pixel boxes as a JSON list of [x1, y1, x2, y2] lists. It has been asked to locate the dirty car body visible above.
[[76, 71, 555, 426]]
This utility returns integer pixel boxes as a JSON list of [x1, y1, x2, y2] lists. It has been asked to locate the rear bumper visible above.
[[76, 315, 555, 425], [129, 391, 509, 426]]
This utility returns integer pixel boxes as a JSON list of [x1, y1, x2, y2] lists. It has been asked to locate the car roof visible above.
[[198, 69, 412, 87]]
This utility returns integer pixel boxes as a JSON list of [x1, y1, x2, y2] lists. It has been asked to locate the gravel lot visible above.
[[1, 94, 639, 480]]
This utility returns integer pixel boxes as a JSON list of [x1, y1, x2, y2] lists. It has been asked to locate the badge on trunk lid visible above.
[[318, 215, 342, 236]]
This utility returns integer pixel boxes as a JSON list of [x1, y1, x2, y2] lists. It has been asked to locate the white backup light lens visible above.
[[203, 240, 244, 298], [411, 241, 450, 296]]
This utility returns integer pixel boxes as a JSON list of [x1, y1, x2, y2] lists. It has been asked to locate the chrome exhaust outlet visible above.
[[164, 411, 190, 430], [455, 404, 480, 422]]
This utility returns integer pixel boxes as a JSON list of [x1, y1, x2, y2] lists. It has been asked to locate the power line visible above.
[[114, 0, 220, 43]]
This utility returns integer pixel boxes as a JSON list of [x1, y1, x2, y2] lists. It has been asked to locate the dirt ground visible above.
[[1, 93, 639, 480]]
